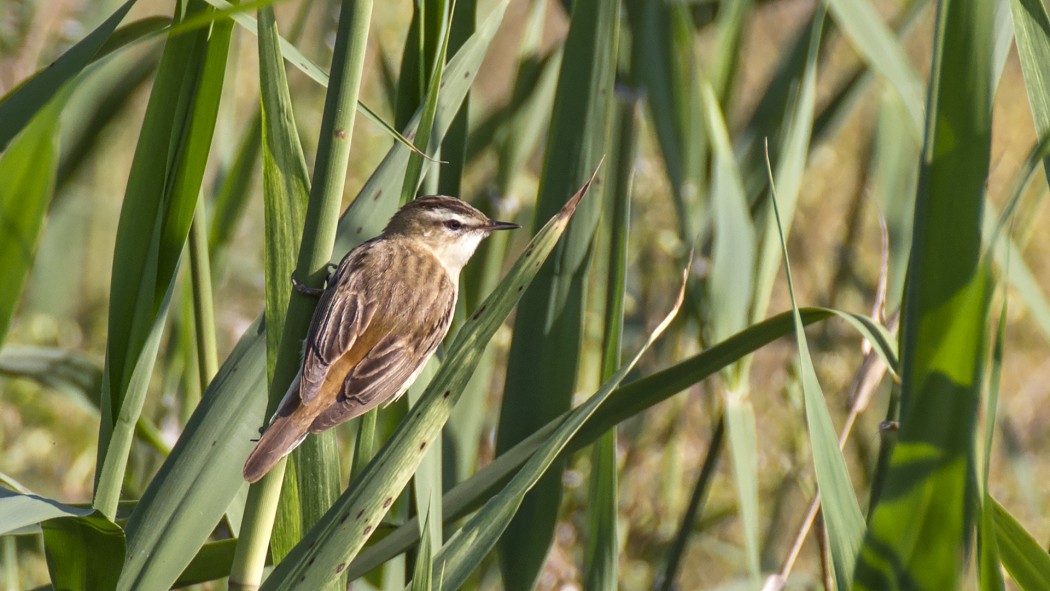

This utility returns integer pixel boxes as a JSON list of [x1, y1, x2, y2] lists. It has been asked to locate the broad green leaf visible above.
[[854, 0, 995, 587], [0, 93, 64, 347], [0, 488, 92, 536], [259, 173, 599, 591], [119, 9, 509, 588], [496, 0, 619, 585], [119, 319, 266, 591], [0, 0, 138, 151], [93, 0, 233, 519], [42, 512, 126, 591]]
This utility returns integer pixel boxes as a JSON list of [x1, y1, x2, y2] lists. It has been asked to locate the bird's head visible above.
[[383, 196, 519, 273]]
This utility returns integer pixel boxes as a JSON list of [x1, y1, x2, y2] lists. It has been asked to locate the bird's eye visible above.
[[444, 220, 464, 231]]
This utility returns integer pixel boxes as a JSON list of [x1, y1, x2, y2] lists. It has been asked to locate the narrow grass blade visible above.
[[331, 0, 509, 259], [56, 49, 160, 191], [0, 347, 101, 412], [991, 498, 1050, 590], [709, 0, 752, 107], [399, 0, 453, 203], [977, 299, 1008, 591], [427, 265, 686, 590], [657, 418, 725, 591], [623, 0, 704, 236], [258, 0, 310, 374], [0, 93, 65, 347], [701, 80, 760, 579], [409, 505, 435, 591], [584, 94, 638, 591], [854, 0, 995, 587], [0, 0, 138, 150], [985, 134, 1050, 345], [172, 539, 243, 587], [767, 150, 866, 590], [752, 11, 821, 321], [825, 0, 924, 136], [209, 112, 262, 258], [1008, 0, 1050, 179], [702, 82, 755, 344], [344, 307, 895, 578], [496, 0, 619, 584], [436, 0, 477, 196], [870, 94, 921, 311], [259, 174, 598, 591]]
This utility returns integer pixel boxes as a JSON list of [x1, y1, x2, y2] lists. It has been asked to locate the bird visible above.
[[243, 196, 519, 483]]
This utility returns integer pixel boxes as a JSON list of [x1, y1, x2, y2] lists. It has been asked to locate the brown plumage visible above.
[[243, 196, 517, 482]]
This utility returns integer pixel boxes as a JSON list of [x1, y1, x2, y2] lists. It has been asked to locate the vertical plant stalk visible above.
[[657, 416, 725, 591], [584, 95, 637, 591], [230, 0, 374, 587], [854, 0, 995, 587], [350, 412, 376, 480], [189, 200, 219, 392]]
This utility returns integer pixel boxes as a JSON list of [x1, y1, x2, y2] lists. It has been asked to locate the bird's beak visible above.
[[485, 219, 520, 231]]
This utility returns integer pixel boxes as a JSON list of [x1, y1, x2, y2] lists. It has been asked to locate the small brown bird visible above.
[[243, 196, 518, 482]]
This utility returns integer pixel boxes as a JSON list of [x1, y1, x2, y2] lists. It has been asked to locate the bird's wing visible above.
[[308, 271, 455, 433], [299, 245, 379, 406]]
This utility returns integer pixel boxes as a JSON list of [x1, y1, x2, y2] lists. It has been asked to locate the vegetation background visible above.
[[1, 0, 1049, 589]]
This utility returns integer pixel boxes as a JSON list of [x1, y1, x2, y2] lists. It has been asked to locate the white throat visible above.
[[416, 232, 487, 282]]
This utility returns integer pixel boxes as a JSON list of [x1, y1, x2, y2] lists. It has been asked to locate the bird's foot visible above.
[[291, 273, 325, 297], [291, 263, 339, 297]]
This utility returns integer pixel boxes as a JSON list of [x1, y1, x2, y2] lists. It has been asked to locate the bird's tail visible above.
[[243, 411, 309, 483]]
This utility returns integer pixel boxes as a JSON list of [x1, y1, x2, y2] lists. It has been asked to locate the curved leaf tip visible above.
[[555, 158, 605, 223]]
